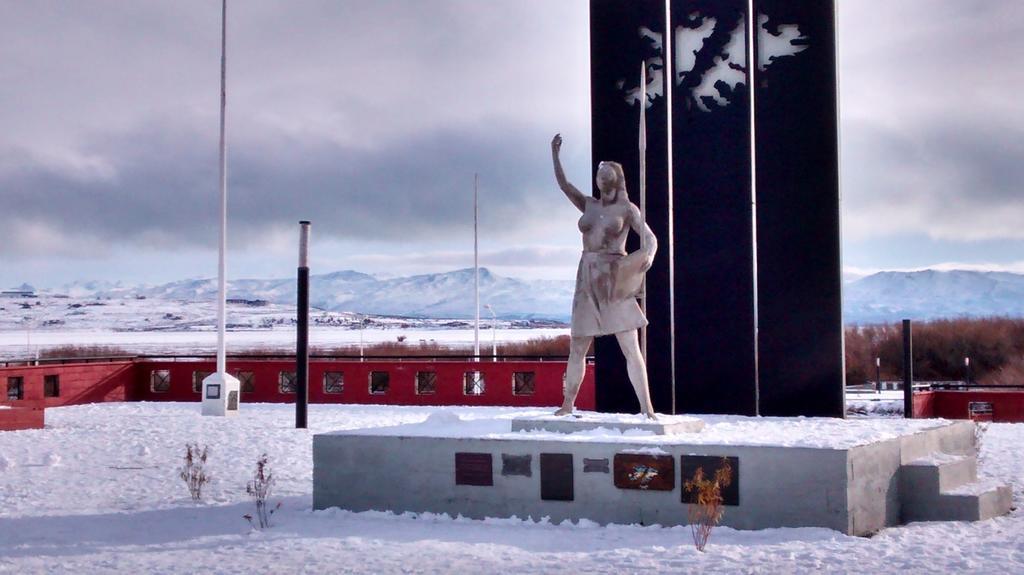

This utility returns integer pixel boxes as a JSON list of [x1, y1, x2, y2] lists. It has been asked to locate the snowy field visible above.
[[0, 327, 569, 360], [0, 403, 1022, 574]]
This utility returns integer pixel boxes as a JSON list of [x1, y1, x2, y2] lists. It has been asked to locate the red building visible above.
[[1, 356, 595, 429]]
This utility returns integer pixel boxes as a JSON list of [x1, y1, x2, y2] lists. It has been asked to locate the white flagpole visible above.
[[473, 173, 480, 361], [639, 61, 648, 366], [216, 0, 228, 375]]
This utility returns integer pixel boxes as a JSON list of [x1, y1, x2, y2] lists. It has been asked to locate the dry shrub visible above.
[[321, 340, 465, 357], [497, 335, 580, 357], [38, 345, 132, 359], [179, 443, 210, 501], [845, 317, 1024, 386], [320, 335, 580, 357], [244, 453, 279, 529], [683, 459, 733, 552]]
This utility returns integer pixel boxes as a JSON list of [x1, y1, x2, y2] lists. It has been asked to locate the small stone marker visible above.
[[540, 453, 573, 501], [455, 452, 493, 486], [583, 458, 610, 473], [501, 454, 532, 477], [680, 455, 740, 506], [613, 453, 675, 491]]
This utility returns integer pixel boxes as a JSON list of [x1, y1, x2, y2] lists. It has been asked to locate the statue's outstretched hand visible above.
[[551, 133, 563, 156]]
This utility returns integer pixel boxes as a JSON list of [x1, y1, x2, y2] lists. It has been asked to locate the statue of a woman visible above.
[[551, 133, 658, 419]]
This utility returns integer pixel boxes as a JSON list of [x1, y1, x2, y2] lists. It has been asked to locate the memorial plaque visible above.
[[613, 454, 675, 491], [455, 452, 493, 486], [205, 384, 221, 399], [501, 454, 532, 477], [583, 458, 610, 474], [680, 455, 739, 506], [227, 390, 238, 411], [540, 453, 574, 501]]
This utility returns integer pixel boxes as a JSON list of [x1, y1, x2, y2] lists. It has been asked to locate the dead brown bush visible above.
[[845, 317, 1024, 386], [683, 459, 733, 552], [38, 345, 133, 359]]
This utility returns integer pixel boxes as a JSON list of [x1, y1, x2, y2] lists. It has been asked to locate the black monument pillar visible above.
[[590, 0, 844, 417]]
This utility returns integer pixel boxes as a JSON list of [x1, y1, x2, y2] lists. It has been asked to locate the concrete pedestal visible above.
[[201, 372, 240, 417], [313, 413, 1011, 535]]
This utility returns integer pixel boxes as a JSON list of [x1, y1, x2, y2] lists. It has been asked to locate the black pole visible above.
[[902, 319, 913, 419], [875, 357, 881, 393], [296, 221, 311, 429]]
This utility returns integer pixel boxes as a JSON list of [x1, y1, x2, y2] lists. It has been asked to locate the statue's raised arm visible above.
[[551, 134, 587, 212]]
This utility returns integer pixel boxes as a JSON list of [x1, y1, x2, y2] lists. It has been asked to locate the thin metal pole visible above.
[[486, 304, 497, 360], [875, 357, 881, 393], [747, 0, 761, 416], [639, 60, 648, 366], [902, 319, 913, 418], [473, 173, 480, 361], [296, 221, 310, 429], [664, 0, 677, 415], [215, 0, 228, 375]]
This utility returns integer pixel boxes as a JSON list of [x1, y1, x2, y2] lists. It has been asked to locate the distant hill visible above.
[[844, 270, 1024, 324], [50, 268, 576, 322], [23, 268, 1024, 326]]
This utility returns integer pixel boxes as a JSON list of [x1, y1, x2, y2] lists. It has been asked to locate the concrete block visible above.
[[510, 413, 704, 435]]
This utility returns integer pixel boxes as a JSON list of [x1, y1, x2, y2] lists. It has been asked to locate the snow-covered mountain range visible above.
[[6, 268, 1024, 329], [36, 268, 576, 322], [843, 270, 1024, 324]]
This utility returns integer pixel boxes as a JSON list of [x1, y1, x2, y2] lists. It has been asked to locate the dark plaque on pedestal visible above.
[[501, 454, 532, 477], [613, 453, 675, 491], [455, 452, 493, 486], [680, 455, 739, 506], [583, 458, 611, 473], [540, 453, 574, 501]]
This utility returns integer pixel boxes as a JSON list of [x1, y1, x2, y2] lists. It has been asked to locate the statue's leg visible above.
[[556, 336, 592, 416], [615, 329, 657, 419]]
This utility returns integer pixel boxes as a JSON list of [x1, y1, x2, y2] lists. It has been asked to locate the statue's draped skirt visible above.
[[570, 251, 647, 338]]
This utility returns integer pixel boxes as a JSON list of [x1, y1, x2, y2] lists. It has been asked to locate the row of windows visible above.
[[151, 370, 538, 396], [6, 375, 61, 401]]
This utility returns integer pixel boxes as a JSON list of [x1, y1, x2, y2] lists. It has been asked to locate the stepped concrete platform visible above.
[[510, 413, 705, 435], [313, 411, 1013, 536], [901, 454, 1013, 523]]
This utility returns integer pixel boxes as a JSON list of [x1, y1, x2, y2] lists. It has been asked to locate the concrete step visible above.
[[901, 454, 977, 497], [903, 481, 1013, 523]]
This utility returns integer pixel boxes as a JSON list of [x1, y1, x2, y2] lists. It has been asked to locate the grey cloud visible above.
[[0, 118, 588, 255]]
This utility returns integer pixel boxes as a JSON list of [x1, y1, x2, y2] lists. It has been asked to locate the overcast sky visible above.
[[1, 0, 1022, 288]]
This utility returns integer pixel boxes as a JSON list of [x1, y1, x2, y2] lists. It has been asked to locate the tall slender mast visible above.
[[216, 0, 228, 375], [664, 0, 677, 414], [639, 61, 648, 365], [473, 173, 480, 360], [747, 0, 761, 414]]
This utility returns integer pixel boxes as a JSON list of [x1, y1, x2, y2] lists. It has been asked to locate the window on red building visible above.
[[235, 371, 255, 393], [150, 370, 171, 393], [324, 372, 344, 394], [464, 371, 485, 396], [369, 371, 389, 395], [192, 371, 212, 393], [415, 371, 436, 395], [513, 372, 535, 396], [44, 374, 60, 398], [279, 372, 297, 394], [6, 377, 24, 401]]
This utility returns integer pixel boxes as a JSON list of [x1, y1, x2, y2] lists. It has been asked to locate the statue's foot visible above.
[[642, 411, 659, 421], [554, 406, 573, 416]]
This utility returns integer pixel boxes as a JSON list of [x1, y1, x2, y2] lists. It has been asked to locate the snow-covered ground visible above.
[[0, 403, 1021, 574], [0, 326, 569, 360]]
